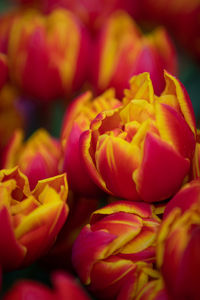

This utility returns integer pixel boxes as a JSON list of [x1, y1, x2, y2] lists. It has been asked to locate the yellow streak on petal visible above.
[[14, 186, 64, 239], [123, 72, 154, 105]]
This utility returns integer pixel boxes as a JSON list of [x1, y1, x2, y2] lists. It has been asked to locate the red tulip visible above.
[[91, 11, 178, 97], [2, 128, 61, 190], [72, 201, 161, 300], [60, 89, 121, 196], [0, 167, 68, 270], [3, 271, 91, 300], [80, 72, 196, 202]]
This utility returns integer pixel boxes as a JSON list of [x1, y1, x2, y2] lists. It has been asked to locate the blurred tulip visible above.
[[3, 271, 91, 300], [41, 0, 140, 33], [60, 89, 121, 196], [72, 201, 161, 300], [139, 0, 200, 62], [2, 128, 61, 190], [0, 167, 68, 270], [43, 193, 99, 269], [0, 84, 24, 152], [157, 179, 200, 300], [91, 11, 178, 97], [135, 279, 170, 300], [8, 8, 90, 102], [80, 72, 196, 202]]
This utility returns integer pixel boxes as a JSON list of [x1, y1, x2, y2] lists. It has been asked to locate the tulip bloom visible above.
[[2, 129, 61, 190], [139, 0, 200, 62], [0, 167, 68, 271], [72, 201, 161, 300], [8, 8, 90, 102], [61, 89, 121, 196], [3, 271, 91, 300], [157, 180, 200, 299], [80, 72, 196, 202], [91, 11, 178, 97], [40, 0, 140, 33]]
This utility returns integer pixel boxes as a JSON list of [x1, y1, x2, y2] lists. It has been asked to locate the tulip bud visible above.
[[60, 89, 121, 196], [157, 180, 200, 299], [8, 8, 90, 102], [72, 201, 161, 300], [91, 11, 177, 97], [2, 128, 61, 190], [0, 167, 68, 270], [3, 271, 91, 300], [80, 72, 196, 202]]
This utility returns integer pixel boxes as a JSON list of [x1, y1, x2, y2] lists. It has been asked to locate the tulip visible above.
[[80, 72, 196, 202], [157, 180, 200, 299], [135, 279, 170, 300], [72, 201, 161, 300], [8, 8, 90, 102], [91, 11, 178, 97], [2, 128, 61, 190], [43, 193, 99, 269], [41, 0, 140, 33], [139, 0, 200, 62], [0, 167, 68, 270], [60, 89, 121, 196], [3, 271, 91, 300], [0, 84, 24, 152]]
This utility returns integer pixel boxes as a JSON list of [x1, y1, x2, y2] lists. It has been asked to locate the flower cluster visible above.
[[0, 0, 200, 299]]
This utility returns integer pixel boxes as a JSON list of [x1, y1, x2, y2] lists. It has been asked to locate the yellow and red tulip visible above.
[[41, 0, 139, 33], [91, 11, 178, 97], [0, 167, 68, 271], [60, 89, 121, 196], [2, 128, 61, 190], [157, 180, 200, 299], [80, 72, 196, 202], [8, 8, 90, 102], [140, 0, 200, 62], [72, 201, 161, 300], [191, 129, 200, 180], [3, 271, 91, 300]]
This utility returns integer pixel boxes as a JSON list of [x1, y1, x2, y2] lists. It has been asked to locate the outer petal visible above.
[[134, 133, 190, 202], [95, 135, 141, 200], [72, 225, 116, 285], [123, 72, 154, 105], [155, 102, 195, 159], [164, 179, 200, 218], [0, 53, 8, 89], [162, 71, 196, 136]]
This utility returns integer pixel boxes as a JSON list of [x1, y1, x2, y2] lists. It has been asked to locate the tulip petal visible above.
[[123, 72, 154, 105], [155, 102, 195, 159], [95, 135, 141, 200], [134, 133, 190, 202], [162, 71, 196, 135], [72, 225, 117, 285]]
